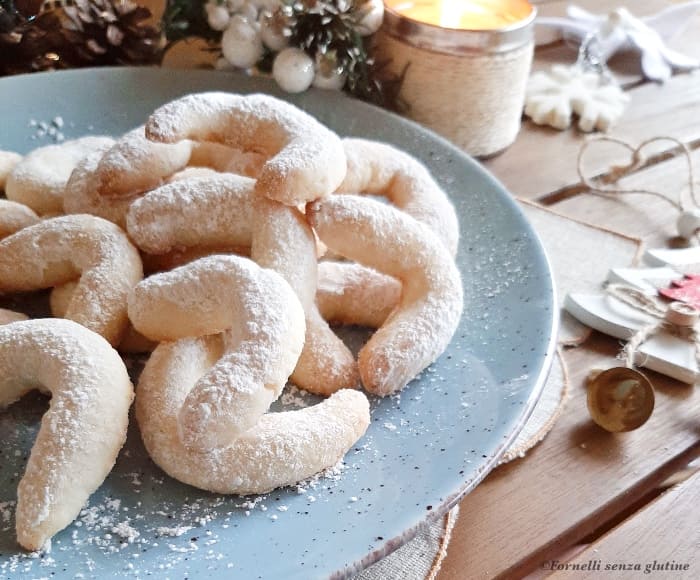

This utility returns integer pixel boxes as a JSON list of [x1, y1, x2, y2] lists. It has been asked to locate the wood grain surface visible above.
[[550, 468, 700, 579], [438, 333, 700, 579]]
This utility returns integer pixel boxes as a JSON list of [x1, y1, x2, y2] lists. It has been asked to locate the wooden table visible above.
[[436, 0, 700, 578]]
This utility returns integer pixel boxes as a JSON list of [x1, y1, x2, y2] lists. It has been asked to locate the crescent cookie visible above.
[[317, 261, 401, 329], [50, 281, 155, 353], [5, 136, 114, 215], [145, 92, 346, 205], [63, 145, 133, 228], [0, 199, 40, 240], [0, 150, 22, 190], [128, 254, 306, 451], [136, 335, 370, 495], [0, 308, 28, 325], [126, 174, 255, 255], [188, 141, 265, 177], [140, 245, 250, 276], [338, 138, 459, 256], [94, 126, 192, 198], [0, 319, 133, 551], [251, 197, 359, 394], [0, 215, 143, 346], [308, 195, 464, 396]]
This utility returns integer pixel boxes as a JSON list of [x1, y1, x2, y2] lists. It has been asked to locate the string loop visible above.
[[577, 136, 698, 213]]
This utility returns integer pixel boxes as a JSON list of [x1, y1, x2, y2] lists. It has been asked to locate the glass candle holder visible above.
[[377, 0, 536, 158]]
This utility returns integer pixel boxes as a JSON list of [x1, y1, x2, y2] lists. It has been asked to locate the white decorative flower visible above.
[[524, 65, 630, 132]]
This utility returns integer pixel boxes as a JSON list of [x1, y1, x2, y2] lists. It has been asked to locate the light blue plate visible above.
[[0, 67, 556, 579]]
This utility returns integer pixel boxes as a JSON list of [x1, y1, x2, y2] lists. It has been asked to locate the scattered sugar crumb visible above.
[[156, 525, 192, 538], [111, 522, 140, 543]]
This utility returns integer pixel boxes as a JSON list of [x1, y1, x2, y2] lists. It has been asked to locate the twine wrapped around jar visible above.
[[376, 6, 536, 158]]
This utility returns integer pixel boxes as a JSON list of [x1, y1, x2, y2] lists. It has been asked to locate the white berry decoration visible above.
[[524, 65, 630, 132], [205, 1, 231, 31], [357, 0, 384, 36], [273, 48, 315, 93], [260, 13, 289, 52], [221, 14, 264, 69], [238, 1, 259, 24]]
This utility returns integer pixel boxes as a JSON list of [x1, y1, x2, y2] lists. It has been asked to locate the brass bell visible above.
[[587, 367, 655, 432]]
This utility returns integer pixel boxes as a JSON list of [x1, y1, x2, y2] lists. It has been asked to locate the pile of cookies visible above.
[[0, 92, 463, 552]]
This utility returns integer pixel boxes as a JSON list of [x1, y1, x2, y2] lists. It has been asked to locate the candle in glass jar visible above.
[[384, 0, 533, 30], [376, 0, 536, 157]]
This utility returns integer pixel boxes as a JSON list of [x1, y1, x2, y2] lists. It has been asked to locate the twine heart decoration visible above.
[[577, 135, 700, 240]]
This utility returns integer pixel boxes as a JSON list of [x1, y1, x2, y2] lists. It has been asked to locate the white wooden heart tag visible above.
[[565, 292, 699, 383]]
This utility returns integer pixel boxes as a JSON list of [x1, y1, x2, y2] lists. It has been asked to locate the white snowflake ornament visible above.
[[525, 64, 630, 132]]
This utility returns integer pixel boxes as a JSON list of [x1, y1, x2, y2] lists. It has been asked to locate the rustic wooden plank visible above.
[[485, 69, 700, 199], [437, 332, 700, 580], [548, 147, 700, 248], [550, 469, 700, 579]]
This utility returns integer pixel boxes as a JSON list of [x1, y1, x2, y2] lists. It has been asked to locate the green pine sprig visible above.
[[282, 0, 405, 111], [162, 0, 220, 44]]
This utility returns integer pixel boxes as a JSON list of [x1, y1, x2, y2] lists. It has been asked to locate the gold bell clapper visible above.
[[587, 367, 655, 433]]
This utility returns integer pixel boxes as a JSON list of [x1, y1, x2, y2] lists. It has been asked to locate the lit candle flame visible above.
[[386, 0, 533, 30], [440, 0, 491, 29]]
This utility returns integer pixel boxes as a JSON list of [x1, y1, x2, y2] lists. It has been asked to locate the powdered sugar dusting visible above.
[[126, 173, 255, 254], [339, 137, 460, 257], [145, 92, 346, 205], [309, 194, 464, 396]]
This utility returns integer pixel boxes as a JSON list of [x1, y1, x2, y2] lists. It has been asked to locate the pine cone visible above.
[[0, 9, 81, 76], [1, 0, 163, 77], [0, 0, 21, 34], [63, 0, 164, 65]]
